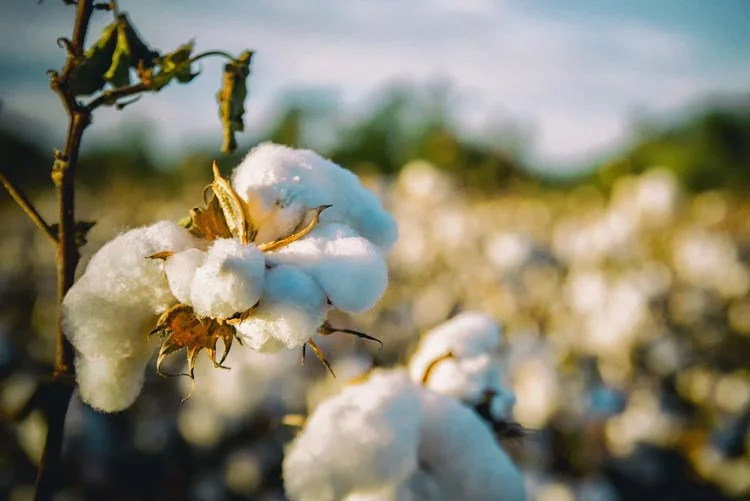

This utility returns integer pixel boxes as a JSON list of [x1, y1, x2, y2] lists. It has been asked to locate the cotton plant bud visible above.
[[283, 369, 525, 501], [267, 223, 389, 313], [232, 142, 398, 251], [63, 221, 199, 361], [235, 264, 328, 352], [189, 238, 266, 318]]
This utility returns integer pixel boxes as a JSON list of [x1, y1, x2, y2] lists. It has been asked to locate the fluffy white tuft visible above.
[[283, 370, 423, 501], [235, 265, 327, 351], [164, 248, 206, 304], [267, 223, 388, 313], [232, 142, 398, 251], [63, 221, 197, 361], [190, 238, 266, 318], [74, 343, 153, 413], [62, 221, 198, 411]]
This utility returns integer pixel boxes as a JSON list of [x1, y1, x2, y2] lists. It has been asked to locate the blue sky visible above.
[[1, 0, 749, 171]]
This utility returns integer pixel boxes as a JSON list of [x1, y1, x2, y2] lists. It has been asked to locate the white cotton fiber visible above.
[[232, 142, 398, 251], [267, 223, 388, 313], [418, 390, 526, 501], [234, 265, 327, 351], [190, 238, 265, 318], [283, 370, 423, 501], [74, 343, 153, 413], [164, 248, 206, 305], [63, 221, 198, 360]]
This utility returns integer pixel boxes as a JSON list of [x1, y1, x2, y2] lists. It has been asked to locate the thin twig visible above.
[[83, 81, 148, 112], [34, 1, 96, 500], [0, 169, 57, 243]]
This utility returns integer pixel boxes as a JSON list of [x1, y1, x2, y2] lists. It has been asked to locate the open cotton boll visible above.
[[63, 222, 198, 360], [408, 312, 502, 383], [190, 239, 265, 319], [74, 342, 153, 413], [165, 248, 206, 305], [283, 370, 423, 501], [418, 390, 526, 501], [235, 265, 327, 351], [267, 223, 388, 313], [232, 142, 398, 251]]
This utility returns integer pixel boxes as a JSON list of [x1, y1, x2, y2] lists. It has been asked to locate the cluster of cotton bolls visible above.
[[372, 162, 750, 500], [61, 142, 397, 413], [283, 312, 525, 501]]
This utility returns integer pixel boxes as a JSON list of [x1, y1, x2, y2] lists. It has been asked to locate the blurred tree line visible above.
[[2, 87, 750, 195], [597, 102, 750, 193]]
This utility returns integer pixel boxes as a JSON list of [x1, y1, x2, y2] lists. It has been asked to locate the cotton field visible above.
[[1, 155, 749, 500]]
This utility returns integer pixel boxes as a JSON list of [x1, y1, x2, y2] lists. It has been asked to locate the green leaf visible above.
[[150, 41, 199, 90], [216, 50, 253, 153], [69, 21, 119, 96]]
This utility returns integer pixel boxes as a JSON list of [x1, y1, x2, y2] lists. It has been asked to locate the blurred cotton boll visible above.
[[408, 312, 517, 422], [283, 369, 525, 501]]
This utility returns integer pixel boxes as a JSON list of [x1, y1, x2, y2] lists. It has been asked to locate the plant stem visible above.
[[34, 1, 96, 500], [0, 168, 57, 243]]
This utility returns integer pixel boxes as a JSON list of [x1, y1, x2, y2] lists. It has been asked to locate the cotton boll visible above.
[[408, 312, 501, 384], [190, 239, 265, 318], [283, 370, 422, 501], [267, 223, 388, 313], [74, 343, 152, 413], [235, 265, 327, 350], [63, 222, 198, 360], [165, 248, 206, 305], [418, 390, 526, 501], [232, 142, 398, 251]]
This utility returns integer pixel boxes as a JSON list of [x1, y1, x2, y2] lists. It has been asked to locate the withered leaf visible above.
[[104, 21, 132, 88], [150, 41, 198, 91], [149, 304, 236, 380], [69, 21, 119, 96], [217, 51, 252, 153]]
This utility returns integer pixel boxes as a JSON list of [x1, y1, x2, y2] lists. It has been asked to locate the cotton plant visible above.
[[283, 369, 526, 501], [62, 142, 397, 412]]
